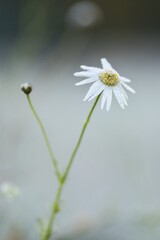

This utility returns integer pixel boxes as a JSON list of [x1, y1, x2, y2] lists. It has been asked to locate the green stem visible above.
[[42, 94, 100, 240], [27, 95, 61, 181], [41, 183, 63, 240], [62, 94, 101, 182]]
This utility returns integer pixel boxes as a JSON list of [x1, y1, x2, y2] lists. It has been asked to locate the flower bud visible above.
[[21, 83, 32, 95]]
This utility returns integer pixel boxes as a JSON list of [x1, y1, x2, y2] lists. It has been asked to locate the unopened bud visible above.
[[21, 83, 32, 95]]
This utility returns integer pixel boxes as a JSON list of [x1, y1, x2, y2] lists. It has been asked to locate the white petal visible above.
[[121, 93, 128, 106], [100, 58, 112, 70], [120, 76, 131, 83], [113, 86, 125, 109], [101, 88, 109, 109], [88, 85, 105, 101], [118, 84, 128, 106], [83, 81, 102, 101], [119, 84, 128, 99], [121, 82, 136, 94], [106, 89, 112, 111], [75, 77, 98, 86], [74, 71, 96, 78], [80, 65, 102, 73]]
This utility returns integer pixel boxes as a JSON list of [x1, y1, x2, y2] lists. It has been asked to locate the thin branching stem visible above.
[[62, 94, 101, 182], [27, 95, 61, 181], [42, 94, 100, 240]]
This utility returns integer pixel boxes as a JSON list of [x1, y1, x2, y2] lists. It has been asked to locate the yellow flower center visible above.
[[100, 72, 119, 86]]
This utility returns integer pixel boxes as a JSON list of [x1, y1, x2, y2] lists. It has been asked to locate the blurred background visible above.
[[0, 0, 160, 239]]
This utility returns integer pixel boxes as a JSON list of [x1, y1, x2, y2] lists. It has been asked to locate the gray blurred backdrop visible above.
[[0, 0, 160, 239]]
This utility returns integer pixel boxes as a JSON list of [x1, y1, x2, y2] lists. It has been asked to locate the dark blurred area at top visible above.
[[0, 0, 160, 63], [0, 0, 160, 41]]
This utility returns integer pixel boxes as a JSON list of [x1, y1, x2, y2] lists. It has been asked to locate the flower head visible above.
[[74, 58, 135, 111], [0, 182, 20, 199]]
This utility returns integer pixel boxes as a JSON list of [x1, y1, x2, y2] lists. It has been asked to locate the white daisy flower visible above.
[[74, 58, 135, 111]]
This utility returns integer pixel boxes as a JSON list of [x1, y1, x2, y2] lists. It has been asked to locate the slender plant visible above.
[[21, 58, 135, 240]]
